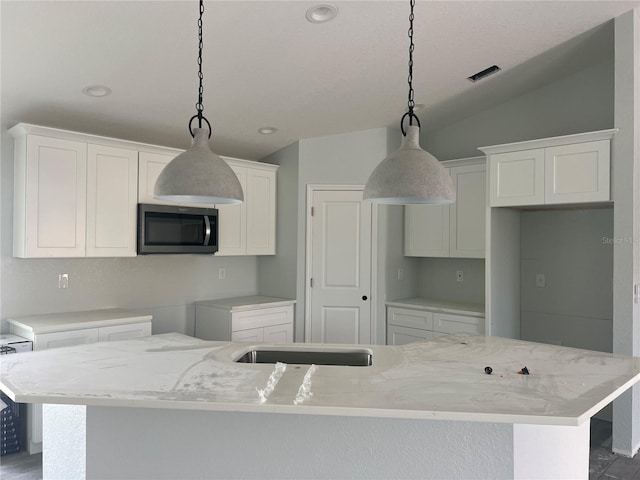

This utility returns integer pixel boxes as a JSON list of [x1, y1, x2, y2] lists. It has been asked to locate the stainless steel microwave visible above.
[[137, 204, 218, 254]]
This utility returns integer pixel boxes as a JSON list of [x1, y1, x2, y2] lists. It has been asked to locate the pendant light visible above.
[[363, 0, 455, 205], [154, 0, 243, 205]]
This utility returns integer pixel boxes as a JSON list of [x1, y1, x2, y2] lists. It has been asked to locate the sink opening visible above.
[[235, 348, 372, 367]]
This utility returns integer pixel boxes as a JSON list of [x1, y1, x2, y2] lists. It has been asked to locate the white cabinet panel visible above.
[[231, 327, 264, 343], [387, 307, 433, 330], [17, 135, 87, 257], [404, 204, 450, 257], [263, 323, 294, 344], [545, 140, 610, 204], [216, 165, 247, 255], [246, 168, 276, 255], [34, 328, 99, 351], [387, 325, 433, 345], [86, 144, 138, 257], [98, 322, 152, 342], [489, 149, 545, 207], [433, 313, 484, 335], [450, 163, 486, 258]]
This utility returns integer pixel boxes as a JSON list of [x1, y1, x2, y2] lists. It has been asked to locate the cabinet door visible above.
[[231, 327, 264, 343], [489, 149, 544, 207], [545, 140, 610, 204], [387, 307, 434, 330], [99, 322, 152, 342], [138, 151, 209, 208], [263, 323, 293, 344], [433, 313, 484, 335], [34, 328, 100, 351], [387, 325, 433, 345], [404, 204, 450, 257], [86, 145, 138, 257], [450, 163, 486, 258], [246, 167, 276, 255], [22, 135, 87, 257], [216, 165, 247, 256]]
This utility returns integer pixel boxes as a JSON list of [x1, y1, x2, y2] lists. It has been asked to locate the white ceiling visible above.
[[2, 1, 639, 160]]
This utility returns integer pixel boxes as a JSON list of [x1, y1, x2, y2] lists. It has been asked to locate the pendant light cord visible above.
[[189, 0, 212, 138], [401, 0, 421, 135]]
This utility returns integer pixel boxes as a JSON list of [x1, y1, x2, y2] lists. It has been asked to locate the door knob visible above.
[[362, 295, 368, 301]]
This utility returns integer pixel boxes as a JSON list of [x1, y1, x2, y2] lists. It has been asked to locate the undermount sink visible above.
[[235, 347, 373, 367]]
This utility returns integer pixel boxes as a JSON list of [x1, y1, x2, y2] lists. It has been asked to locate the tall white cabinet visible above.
[[405, 157, 486, 259]]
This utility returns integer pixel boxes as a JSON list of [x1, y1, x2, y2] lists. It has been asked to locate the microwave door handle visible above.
[[203, 215, 211, 246]]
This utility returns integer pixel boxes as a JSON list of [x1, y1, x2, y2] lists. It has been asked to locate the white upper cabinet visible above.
[[216, 159, 277, 256], [481, 130, 616, 208], [405, 159, 485, 259], [86, 144, 138, 257], [10, 124, 138, 258]]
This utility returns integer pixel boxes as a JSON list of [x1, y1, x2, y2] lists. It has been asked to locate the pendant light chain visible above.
[[189, 0, 211, 138], [196, 0, 204, 127], [400, 0, 421, 135]]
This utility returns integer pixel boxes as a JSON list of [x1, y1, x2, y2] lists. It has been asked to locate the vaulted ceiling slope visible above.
[[2, 1, 638, 160]]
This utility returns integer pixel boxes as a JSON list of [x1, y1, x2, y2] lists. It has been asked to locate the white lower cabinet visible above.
[[9, 318, 151, 454], [387, 303, 484, 346], [195, 297, 294, 343]]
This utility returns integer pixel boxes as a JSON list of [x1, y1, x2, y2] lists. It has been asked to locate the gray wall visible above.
[[418, 258, 485, 305], [519, 209, 613, 352], [0, 128, 258, 336], [422, 59, 614, 161]]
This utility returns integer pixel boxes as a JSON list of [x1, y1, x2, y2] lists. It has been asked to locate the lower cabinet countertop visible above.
[[386, 297, 484, 315], [1, 332, 639, 426], [195, 295, 296, 311], [6, 308, 152, 335]]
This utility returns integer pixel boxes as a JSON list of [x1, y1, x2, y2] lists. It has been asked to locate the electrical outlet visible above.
[[58, 273, 69, 289], [397, 268, 404, 281], [536, 274, 546, 288], [218, 268, 226, 280], [456, 270, 463, 283]]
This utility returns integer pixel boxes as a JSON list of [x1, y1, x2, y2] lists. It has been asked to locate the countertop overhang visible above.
[[1, 333, 639, 426]]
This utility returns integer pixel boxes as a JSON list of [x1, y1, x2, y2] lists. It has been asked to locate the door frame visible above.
[[304, 184, 379, 344]]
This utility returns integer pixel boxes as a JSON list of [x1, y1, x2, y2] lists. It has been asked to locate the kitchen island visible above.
[[1, 333, 639, 479]]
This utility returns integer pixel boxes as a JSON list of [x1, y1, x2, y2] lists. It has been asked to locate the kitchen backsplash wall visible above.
[[0, 255, 258, 335], [417, 258, 485, 305]]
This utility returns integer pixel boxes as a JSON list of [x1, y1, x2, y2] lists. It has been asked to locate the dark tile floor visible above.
[[1, 419, 638, 479]]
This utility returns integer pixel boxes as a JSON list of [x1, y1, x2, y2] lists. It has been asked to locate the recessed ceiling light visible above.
[[258, 127, 278, 135], [467, 65, 501, 83], [305, 4, 338, 24], [413, 104, 425, 111], [82, 85, 112, 97]]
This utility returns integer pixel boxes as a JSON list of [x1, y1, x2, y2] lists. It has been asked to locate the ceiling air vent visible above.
[[467, 65, 501, 83]]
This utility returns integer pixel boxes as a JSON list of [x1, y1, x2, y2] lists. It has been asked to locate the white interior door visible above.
[[308, 188, 372, 344]]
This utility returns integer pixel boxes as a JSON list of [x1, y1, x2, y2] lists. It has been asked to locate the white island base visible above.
[[44, 404, 588, 480]]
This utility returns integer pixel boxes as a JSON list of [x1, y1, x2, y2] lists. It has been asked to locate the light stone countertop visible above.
[[386, 298, 485, 315], [6, 308, 153, 335], [1, 332, 639, 426], [195, 295, 296, 311]]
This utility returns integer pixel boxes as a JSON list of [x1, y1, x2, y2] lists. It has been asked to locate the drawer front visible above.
[[34, 328, 99, 351], [99, 322, 152, 342], [433, 313, 484, 335], [232, 306, 293, 331], [231, 327, 264, 343], [387, 307, 433, 330], [387, 325, 434, 345], [263, 323, 293, 344]]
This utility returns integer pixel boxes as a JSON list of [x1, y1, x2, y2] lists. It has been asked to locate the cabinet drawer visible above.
[[387, 325, 434, 345], [231, 327, 264, 343], [433, 313, 484, 335], [232, 306, 293, 332], [99, 322, 152, 342], [387, 307, 433, 330], [34, 329, 99, 351]]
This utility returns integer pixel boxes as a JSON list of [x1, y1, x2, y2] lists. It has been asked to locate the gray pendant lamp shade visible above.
[[363, 126, 455, 204], [154, 128, 244, 204]]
